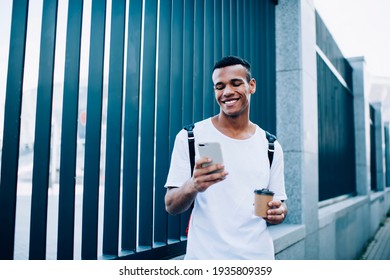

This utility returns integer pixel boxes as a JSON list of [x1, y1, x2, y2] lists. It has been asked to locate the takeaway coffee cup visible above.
[[254, 188, 274, 218]]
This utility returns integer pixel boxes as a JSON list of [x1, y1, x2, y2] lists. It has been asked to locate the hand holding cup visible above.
[[253, 188, 274, 218]]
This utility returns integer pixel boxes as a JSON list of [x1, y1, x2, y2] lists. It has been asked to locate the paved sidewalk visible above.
[[14, 183, 102, 260], [360, 216, 390, 260]]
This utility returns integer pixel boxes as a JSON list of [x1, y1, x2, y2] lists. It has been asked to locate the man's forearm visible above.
[[165, 179, 198, 215]]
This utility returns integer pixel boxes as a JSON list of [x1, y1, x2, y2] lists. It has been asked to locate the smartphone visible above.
[[198, 142, 224, 173]]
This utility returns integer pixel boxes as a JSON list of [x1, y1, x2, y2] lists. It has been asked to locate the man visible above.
[[164, 56, 287, 259]]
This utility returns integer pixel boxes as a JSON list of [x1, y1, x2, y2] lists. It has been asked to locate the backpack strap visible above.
[[184, 125, 276, 170], [183, 123, 196, 236], [265, 131, 276, 167], [184, 123, 195, 176]]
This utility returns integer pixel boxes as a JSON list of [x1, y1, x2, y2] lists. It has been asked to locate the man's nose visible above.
[[223, 84, 234, 95]]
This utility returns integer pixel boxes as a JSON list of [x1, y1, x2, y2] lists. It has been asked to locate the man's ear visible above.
[[249, 78, 256, 94]]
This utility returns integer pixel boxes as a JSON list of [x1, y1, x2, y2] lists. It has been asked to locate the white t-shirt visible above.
[[165, 118, 287, 259]]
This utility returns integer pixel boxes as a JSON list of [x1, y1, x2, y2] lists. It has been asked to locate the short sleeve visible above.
[[164, 129, 193, 188], [268, 140, 287, 201]]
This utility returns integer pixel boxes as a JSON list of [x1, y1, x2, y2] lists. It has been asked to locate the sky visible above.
[[313, 0, 390, 79]]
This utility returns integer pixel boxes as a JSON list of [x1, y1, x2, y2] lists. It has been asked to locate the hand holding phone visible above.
[[198, 142, 224, 174], [192, 142, 227, 191]]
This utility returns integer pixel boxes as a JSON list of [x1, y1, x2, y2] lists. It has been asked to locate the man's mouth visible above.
[[222, 98, 239, 105]]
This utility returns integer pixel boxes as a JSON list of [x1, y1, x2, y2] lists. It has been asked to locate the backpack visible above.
[[183, 123, 276, 235]]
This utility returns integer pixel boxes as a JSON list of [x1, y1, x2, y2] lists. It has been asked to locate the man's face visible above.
[[212, 64, 256, 118]]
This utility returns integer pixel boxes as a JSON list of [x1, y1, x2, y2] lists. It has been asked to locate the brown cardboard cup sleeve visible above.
[[254, 189, 274, 218]]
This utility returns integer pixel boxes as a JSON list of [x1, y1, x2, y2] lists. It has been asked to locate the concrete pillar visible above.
[[349, 57, 371, 195], [275, 0, 319, 259]]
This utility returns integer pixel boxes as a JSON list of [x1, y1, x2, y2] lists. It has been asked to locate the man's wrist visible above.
[[187, 178, 199, 195]]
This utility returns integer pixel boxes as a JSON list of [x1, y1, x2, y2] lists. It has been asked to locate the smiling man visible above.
[[164, 56, 288, 260]]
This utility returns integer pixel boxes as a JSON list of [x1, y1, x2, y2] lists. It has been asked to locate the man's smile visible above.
[[222, 98, 240, 105]]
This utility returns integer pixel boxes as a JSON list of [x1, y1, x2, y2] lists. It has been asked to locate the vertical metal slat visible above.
[[213, 0, 222, 114], [138, 0, 158, 248], [176, 0, 195, 239], [119, 0, 142, 253], [248, 0, 257, 122], [57, 0, 83, 260], [252, 0, 262, 125], [81, 0, 107, 260], [236, 0, 244, 57], [182, 0, 194, 126], [167, 0, 184, 241], [243, 0, 250, 59], [265, 0, 277, 133], [101, 0, 126, 256], [192, 0, 204, 123], [221, 0, 230, 56], [29, 0, 59, 260], [229, 0, 237, 54], [153, 0, 172, 244], [203, 0, 214, 119], [0, 0, 29, 260]]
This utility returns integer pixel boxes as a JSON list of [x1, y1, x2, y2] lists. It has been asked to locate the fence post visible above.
[[81, 0, 107, 260], [29, 0, 59, 260], [275, 0, 319, 259], [57, 0, 84, 260], [349, 57, 371, 195], [0, 0, 29, 260]]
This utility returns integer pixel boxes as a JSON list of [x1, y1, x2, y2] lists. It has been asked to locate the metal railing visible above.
[[0, 0, 277, 260], [316, 12, 356, 201]]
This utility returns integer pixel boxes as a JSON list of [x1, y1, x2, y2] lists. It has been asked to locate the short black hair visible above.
[[212, 56, 252, 81]]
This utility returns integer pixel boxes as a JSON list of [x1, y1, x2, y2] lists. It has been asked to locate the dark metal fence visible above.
[[0, 0, 277, 260], [370, 105, 377, 191], [385, 123, 390, 186], [316, 12, 356, 201]]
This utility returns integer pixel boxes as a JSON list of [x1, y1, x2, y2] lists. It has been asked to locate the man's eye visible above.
[[215, 84, 225, 90], [232, 81, 243, 87]]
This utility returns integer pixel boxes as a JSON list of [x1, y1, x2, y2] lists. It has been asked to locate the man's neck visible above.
[[211, 114, 255, 140]]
